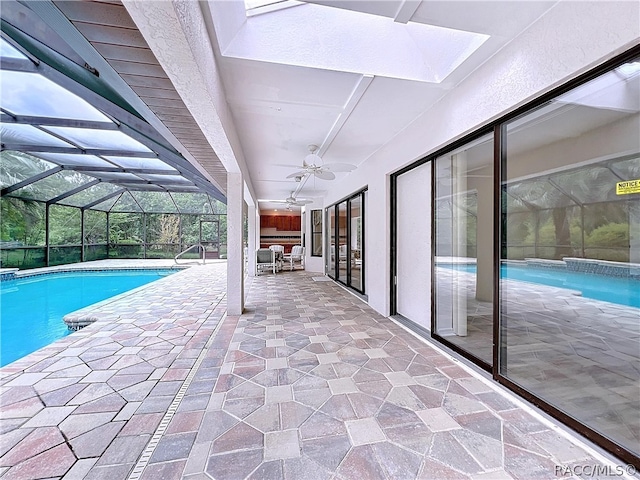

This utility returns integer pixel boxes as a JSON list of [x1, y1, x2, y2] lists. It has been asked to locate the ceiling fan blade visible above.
[[314, 170, 335, 180], [293, 199, 313, 205], [324, 163, 356, 172], [286, 170, 308, 179]]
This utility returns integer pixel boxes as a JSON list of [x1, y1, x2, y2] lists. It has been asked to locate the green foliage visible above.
[[583, 203, 628, 234], [0, 248, 46, 269], [49, 205, 81, 245], [84, 210, 107, 244], [1, 197, 45, 246], [1, 193, 228, 267], [50, 247, 81, 266], [585, 223, 629, 247], [109, 212, 143, 244], [506, 214, 531, 244]]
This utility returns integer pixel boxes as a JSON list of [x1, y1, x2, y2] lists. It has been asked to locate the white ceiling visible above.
[[207, 0, 558, 211]]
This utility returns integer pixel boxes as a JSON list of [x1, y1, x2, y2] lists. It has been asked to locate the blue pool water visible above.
[[440, 263, 640, 308], [0, 270, 176, 367]]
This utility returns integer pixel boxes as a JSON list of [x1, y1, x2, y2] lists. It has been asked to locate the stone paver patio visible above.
[[0, 262, 630, 479]]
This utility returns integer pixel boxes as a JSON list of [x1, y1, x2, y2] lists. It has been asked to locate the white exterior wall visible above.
[[322, 1, 640, 316], [396, 162, 431, 328]]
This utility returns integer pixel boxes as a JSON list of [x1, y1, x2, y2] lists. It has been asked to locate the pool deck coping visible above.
[[3, 259, 227, 278]]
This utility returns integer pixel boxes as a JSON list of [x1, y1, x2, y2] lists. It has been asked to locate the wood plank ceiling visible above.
[[53, 0, 228, 196]]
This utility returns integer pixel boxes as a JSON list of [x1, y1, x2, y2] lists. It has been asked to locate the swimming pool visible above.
[[439, 263, 640, 308], [0, 269, 177, 367]]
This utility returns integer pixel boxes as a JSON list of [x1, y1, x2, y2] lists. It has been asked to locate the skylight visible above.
[[244, 0, 288, 10], [217, 2, 489, 83]]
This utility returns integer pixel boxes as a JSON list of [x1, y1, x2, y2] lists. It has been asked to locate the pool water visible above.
[[440, 263, 640, 308], [0, 270, 176, 367]]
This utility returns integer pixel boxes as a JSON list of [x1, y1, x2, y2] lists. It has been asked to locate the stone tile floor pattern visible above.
[[0, 263, 630, 479], [435, 267, 640, 453]]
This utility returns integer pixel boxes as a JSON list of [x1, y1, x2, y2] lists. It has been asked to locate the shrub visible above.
[[585, 223, 629, 247]]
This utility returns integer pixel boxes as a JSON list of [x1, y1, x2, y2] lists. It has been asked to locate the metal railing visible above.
[[174, 244, 206, 265]]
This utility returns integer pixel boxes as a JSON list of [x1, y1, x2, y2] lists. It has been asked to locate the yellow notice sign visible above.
[[616, 179, 640, 195]]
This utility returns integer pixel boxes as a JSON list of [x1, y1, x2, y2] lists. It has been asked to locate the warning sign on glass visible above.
[[616, 179, 640, 195]]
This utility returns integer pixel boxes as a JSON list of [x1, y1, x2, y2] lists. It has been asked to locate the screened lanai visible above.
[[436, 154, 639, 264], [503, 155, 639, 262], [0, 33, 227, 269]]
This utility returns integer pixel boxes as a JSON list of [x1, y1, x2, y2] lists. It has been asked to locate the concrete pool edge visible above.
[[0, 258, 201, 282]]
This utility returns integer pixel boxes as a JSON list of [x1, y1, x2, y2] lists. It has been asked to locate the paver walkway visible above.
[[0, 263, 628, 479], [1, 263, 227, 479]]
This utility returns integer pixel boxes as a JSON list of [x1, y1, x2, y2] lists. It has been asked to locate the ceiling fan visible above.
[[286, 145, 356, 181], [270, 194, 314, 207]]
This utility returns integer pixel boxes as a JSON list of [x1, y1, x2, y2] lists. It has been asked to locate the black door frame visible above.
[[325, 188, 367, 295]]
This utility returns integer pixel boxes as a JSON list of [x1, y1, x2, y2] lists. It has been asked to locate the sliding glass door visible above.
[[433, 133, 494, 366], [326, 190, 366, 293], [327, 206, 336, 278], [391, 44, 639, 468], [500, 56, 640, 459], [338, 201, 348, 284], [349, 195, 363, 291]]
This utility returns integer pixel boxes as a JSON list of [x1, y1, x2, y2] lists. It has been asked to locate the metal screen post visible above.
[[106, 212, 110, 259], [81, 208, 85, 262], [178, 214, 183, 257], [143, 213, 147, 259], [580, 205, 585, 258], [45, 203, 50, 267]]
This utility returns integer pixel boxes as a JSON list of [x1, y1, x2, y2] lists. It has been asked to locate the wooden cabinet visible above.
[[260, 215, 301, 231], [260, 216, 277, 228], [274, 216, 289, 231]]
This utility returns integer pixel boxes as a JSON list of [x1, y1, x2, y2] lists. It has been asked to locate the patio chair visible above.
[[338, 244, 348, 263], [284, 245, 305, 271], [269, 244, 285, 271], [256, 248, 276, 275]]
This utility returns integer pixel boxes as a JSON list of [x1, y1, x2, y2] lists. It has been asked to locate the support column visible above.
[[227, 172, 244, 315], [247, 204, 257, 277]]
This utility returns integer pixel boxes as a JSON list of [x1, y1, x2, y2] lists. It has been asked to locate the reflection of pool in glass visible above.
[[439, 263, 640, 308], [0, 269, 177, 367]]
